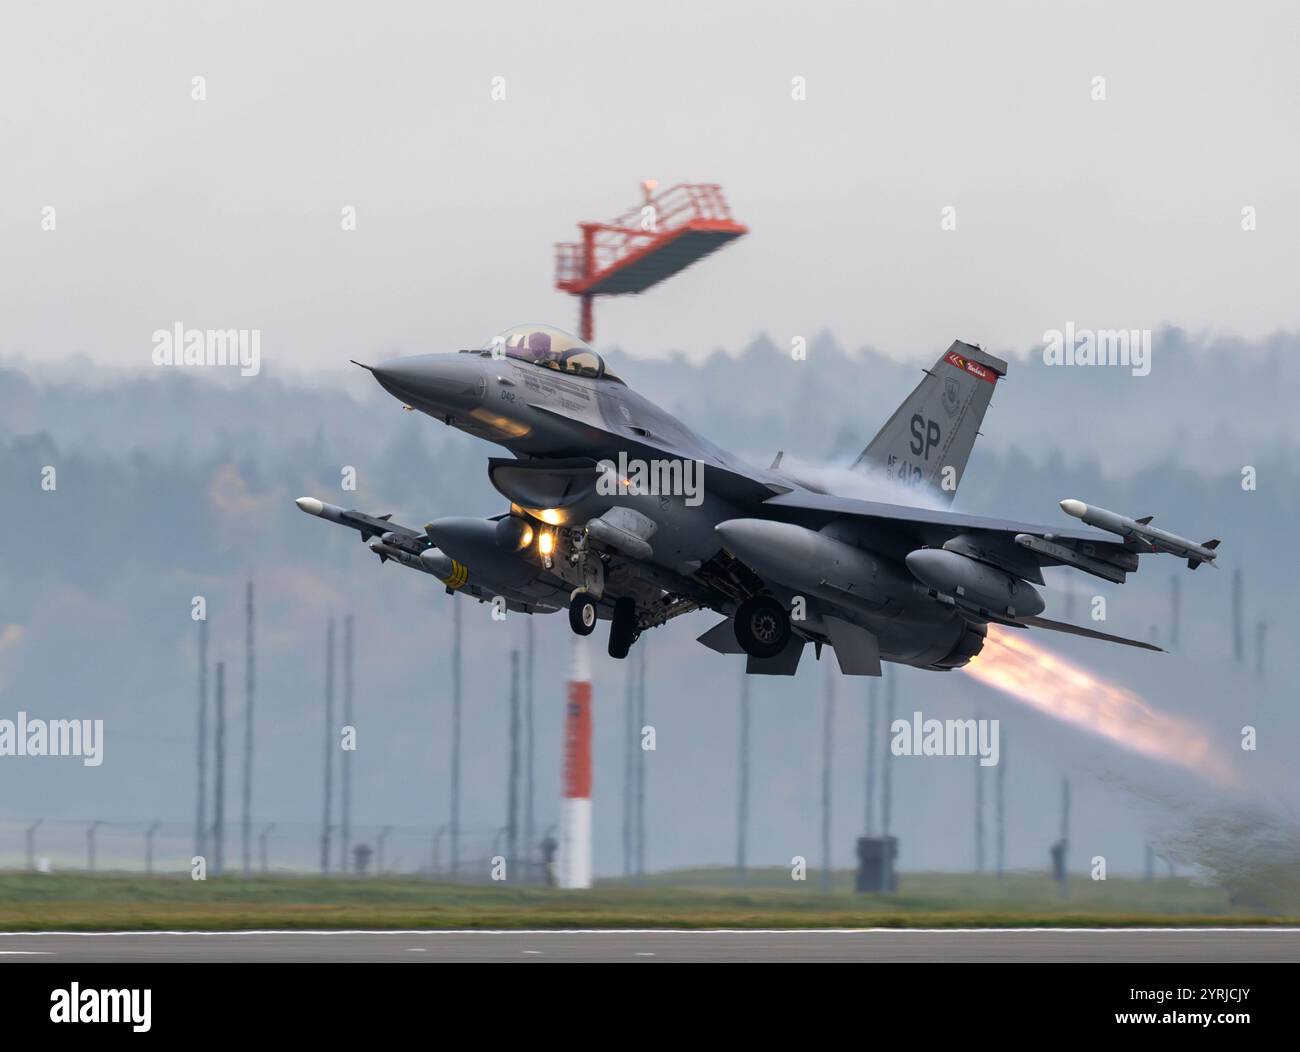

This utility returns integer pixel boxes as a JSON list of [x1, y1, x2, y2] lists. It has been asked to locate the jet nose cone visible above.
[[369, 358, 421, 389], [369, 353, 484, 409]]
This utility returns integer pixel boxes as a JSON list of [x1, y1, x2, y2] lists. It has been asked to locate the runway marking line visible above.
[[1, 928, 1298, 937]]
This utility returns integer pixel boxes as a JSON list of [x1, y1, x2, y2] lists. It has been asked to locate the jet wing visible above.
[[762, 490, 1139, 582], [764, 490, 1118, 546]]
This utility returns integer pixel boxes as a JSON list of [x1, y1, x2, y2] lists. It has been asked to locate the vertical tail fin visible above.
[[852, 341, 1007, 505]]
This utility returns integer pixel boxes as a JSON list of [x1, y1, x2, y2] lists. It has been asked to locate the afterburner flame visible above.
[[965, 627, 1235, 786]]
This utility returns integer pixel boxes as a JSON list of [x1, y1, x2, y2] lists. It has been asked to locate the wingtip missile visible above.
[[1059, 498, 1220, 568], [294, 497, 405, 542], [295, 496, 351, 526]]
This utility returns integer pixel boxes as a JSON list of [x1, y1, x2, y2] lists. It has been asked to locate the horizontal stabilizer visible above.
[[1020, 615, 1164, 652]]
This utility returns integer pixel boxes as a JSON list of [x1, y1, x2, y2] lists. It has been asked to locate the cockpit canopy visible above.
[[479, 324, 615, 381]]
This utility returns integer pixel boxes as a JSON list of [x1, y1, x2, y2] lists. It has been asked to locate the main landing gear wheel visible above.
[[608, 596, 638, 659], [734, 595, 791, 659], [568, 592, 597, 636]]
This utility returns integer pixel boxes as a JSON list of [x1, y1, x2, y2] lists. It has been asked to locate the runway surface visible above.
[[2, 928, 1299, 962]]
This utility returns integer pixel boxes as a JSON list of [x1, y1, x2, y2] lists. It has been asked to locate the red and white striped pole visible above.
[[559, 633, 593, 888]]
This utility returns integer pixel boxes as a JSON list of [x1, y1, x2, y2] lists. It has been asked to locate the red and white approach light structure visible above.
[[559, 634, 593, 888], [555, 181, 748, 342]]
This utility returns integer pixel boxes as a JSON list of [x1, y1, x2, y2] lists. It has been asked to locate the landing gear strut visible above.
[[568, 592, 597, 636], [733, 595, 791, 659], [607, 596, 638, 659]]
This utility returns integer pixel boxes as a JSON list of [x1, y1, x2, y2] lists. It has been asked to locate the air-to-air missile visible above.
[[295, 497, 564, 611], [295, 496, 466, 583], [1058, 499, 1221, 570]]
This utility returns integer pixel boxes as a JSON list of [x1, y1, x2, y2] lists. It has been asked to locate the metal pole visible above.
[[507, 649, 520, 874], [450, 601, 462, 876], [974, 712, 985, 874], [214, 661, 226, 875], [321, 619, 334, 874], [635, 639, 647, 885], [524, 617, 535, 874], [736, 669, 750, 885], [996, 730, 1006, 879], [242, 580, 254, 875], [27, 819, 41, 871], [1060, 778, 1071, 898], [87, 820, 102, 872], [622, 655, 635, 878], [260, 823, 274, 874], [145, 820, 161, 875], [882, 670, 895, 839], [865, 679, 877, 836], [1061, 778, 1070, 850], [196, 616, 208, 861], [821, 665, 834, 893], [341, 614, 354, 874], [433, 824, 448, 875]]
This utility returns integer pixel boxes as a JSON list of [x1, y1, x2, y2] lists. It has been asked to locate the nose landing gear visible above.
[[568, 591, 598, 636], [567, 590, 641, 659]]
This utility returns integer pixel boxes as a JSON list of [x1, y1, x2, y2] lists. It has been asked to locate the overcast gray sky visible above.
[[3, 0, 1298, 370]]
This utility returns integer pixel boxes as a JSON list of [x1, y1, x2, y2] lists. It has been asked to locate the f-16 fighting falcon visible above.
[[297, 324, 1222, 676]]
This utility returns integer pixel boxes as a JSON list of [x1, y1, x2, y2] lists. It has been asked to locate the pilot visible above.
[[525, 330, 564, 370]]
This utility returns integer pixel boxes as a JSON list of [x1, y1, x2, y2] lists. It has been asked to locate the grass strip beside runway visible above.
[[0, 870, 1293, 931]]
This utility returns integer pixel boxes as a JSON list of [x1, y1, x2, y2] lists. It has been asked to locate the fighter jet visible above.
[[297, 324, 1222, 676]]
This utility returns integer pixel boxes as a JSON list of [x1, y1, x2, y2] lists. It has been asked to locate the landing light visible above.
[[538, 530, 555, 557], [538, 508, 565, 526]]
